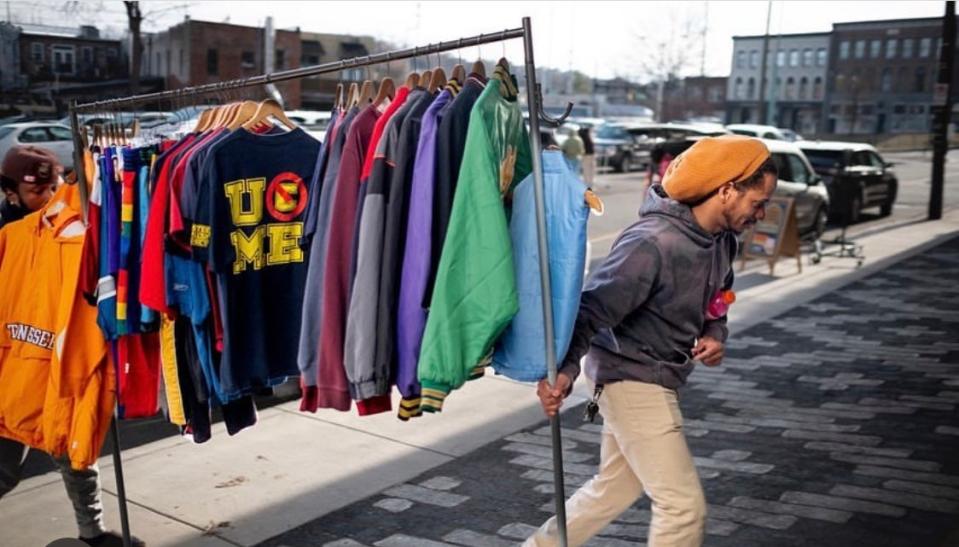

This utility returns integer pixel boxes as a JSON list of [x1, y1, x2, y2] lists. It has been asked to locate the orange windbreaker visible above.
[[0, 182, 115, 469]]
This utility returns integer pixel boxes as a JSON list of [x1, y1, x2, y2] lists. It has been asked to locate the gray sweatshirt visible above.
[[559, 184, 736, 389]]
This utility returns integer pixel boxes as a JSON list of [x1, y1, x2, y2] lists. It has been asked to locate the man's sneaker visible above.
[[79, 531, 146, 547]]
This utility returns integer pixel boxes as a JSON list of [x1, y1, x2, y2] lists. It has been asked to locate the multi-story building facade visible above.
[[825, 17, 947, 134], [726, 32, 830, 134], [142, 18, 302, 108], [0, 22, 142, 114]]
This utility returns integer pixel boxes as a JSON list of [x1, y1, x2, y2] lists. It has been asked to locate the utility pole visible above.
[[124, 1, 143, 96], [757, 0, 772, 124], [700, 1, 708, 77], [929, 0, 956, 221]]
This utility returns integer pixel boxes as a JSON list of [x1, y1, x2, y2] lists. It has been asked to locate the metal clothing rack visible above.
[[68, 17, 572, 547]]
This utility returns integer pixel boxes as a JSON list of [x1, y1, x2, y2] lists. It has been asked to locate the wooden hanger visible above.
[[227, 100, 260, 130], [194, 108, 213, 132], [451, 64, 466, 85], [471, 59, 486, 78], [404, 71, 420, 89], [358, 80, 374, 105], [373, 77, 395, 107], [428, 67, 446, 93], [335, 83, 345, 110], [242, 98, 297, 131], [420, 69, 432, 88], [347, 82, 359, 108]]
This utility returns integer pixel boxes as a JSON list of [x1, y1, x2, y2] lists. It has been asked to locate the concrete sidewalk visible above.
[[2, 210, 958, 547]]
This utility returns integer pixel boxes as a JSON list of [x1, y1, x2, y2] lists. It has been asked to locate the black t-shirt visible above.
[[192, 127, 321, 399]]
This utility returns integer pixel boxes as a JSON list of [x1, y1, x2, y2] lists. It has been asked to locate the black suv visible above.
[[797, 142, 898, 224], [595, 122, 730, 173]]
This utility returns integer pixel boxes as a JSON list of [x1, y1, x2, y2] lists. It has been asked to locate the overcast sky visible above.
[[6, 1, 950, 80]]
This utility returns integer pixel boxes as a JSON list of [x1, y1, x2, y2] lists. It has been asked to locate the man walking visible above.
[[526, 135, 778, 547]]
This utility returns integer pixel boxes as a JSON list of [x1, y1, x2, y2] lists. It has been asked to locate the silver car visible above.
[[0, 122, 75, 170]]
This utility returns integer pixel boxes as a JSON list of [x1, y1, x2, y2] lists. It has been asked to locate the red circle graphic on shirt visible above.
[[266, 172, 308, 222]]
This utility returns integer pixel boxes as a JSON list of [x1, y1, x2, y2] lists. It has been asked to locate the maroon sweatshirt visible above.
[[314, 105, 381, 411]]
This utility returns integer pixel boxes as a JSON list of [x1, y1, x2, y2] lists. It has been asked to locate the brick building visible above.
[[0, 22, 140, 114], [298, 32, 376, 109], [142, 18, 302, 108], [824, 17, 953, 134]]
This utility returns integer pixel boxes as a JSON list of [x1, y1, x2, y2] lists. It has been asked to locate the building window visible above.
[[750, 50, 759, 68], [799, 77, 809, 99], [855, 40, 865, 59], [903, 38, 914, 58], [886, 39, 898, 59], [915, 66, 926, 92], [106, 48, 117, 59], [814, 76, 823, 99], [275, 49, 285, 70], [774, 77, 782, 99], [747, 77, 756, 99], [776, 50, 785, 67], [51, 44, 75, 75], [207, 48, 218, 76], [920, 37, 931, 57], [734, 77, 743, 99], [31, 42, 44, 63], [840, 41, 850, 59], [881, 68, 892, 92], [709, 86, 723, 103], [242, 51, 255, 68], [736, 50, 745, 68], [155, 52, 161, 74], [785, 77, 796, 99], [178, 49, 184, 76], [817, 48, 827, 66], [81, 46, 93, 64], [302, 54, 319, 66], [870, 40, 881, 58], [835, 74, 845, 93], [803, 48, 813, 67], [790, 49, 799, 67]]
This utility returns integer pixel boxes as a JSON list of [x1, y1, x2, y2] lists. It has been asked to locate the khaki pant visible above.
[[581, 154, 596, 185], [525, 380, 706, 547]]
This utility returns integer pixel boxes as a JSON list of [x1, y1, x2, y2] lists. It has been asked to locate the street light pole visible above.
[[757, 0, 772, 124], [929, 0, 956, 221]]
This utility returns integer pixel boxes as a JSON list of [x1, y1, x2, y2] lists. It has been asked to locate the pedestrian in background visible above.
[[526, 135, 778, 547], [561, 125, 585, 175], [579, 125, 596, 185], [0, 145, 145, 547]]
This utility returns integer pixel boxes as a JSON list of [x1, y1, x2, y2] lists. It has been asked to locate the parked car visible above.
[[797, 141, 898, 224], [648, 137, 829, 240], [596, 122, 729, 173], [0, 122, 75, 170], [726, 123, 796, 141], [763, 139, 830, 240]]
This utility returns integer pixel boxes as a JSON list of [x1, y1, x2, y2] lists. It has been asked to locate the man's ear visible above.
[[718, 182, 735, 204]]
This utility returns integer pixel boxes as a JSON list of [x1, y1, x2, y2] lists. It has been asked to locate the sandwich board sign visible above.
[[739, 196, 802, 276]]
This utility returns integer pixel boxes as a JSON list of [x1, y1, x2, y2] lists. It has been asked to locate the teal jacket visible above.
[[417, 63, 532, 411]]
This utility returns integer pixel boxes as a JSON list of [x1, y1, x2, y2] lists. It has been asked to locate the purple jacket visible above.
[[395, 89, 454, 402]]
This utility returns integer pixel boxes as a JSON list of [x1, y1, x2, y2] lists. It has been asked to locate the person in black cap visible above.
[[0, 145, 61, 227], [0, 145, 146, 546]]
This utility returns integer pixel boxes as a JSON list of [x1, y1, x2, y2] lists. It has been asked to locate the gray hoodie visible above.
[[559, 185, 736, 389]]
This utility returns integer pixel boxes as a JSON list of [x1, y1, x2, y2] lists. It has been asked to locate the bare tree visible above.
[[632, 10, 706, 122]]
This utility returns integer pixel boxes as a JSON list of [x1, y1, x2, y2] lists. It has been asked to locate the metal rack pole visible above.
[[110, 412, 132, 547], [521, 16, 569, 547]]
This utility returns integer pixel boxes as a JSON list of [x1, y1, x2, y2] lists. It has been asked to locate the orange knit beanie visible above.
[[661, 135, 770, 203]]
